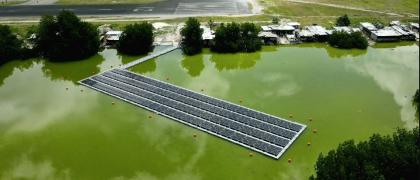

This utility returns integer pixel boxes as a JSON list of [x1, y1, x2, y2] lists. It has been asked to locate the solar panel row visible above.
[[80, 69, 306, 159]]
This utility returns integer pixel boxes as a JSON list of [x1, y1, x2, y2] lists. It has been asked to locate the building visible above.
[[201, 26, 215, 47], [304, 25, 330, 41], [105, 31, 123, 45], [287, 22, 301, 30], [370, 27, 401, 42], [391, 25, 416, 41], [409, 23, 419, 32], [360, 22, 378, 36], [333, 26, 352, 34], [261, 25, 296, 36], [297, 30, 314, 42], [258, 31, 279, 44]]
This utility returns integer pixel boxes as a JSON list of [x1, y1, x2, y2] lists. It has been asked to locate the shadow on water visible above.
[[42, 54, 104, 84], [372, 41, 417, 49], [209, 51, 261, 71], [181, 53, 205, 77], [290, 43, 368, 58], [0, 60, 36, 86]]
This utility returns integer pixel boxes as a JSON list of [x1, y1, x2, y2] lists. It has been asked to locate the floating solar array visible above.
[[79, 68, 306, 159]]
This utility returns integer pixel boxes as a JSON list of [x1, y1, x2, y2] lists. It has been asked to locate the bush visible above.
[[211, 22, 261, 53], [35, 10, 100, 61], [336, 14, 351, 26], [328, 31, 368, 49], [180, 18, 203, 55], [310, 127, 419, 180], [117, 22, 154, 55], [0, 25, 23, 64]]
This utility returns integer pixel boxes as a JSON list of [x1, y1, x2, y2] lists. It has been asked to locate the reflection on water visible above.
[[0, 60, 35, 86], [130, 59, 157, 74], [291, 43, 368, 58], [346, 45, 419, 128], [42, 54, 104, 84], [209, 51, 261, 71], [372, 41, 418, 49], [181, 54, 205, 77]]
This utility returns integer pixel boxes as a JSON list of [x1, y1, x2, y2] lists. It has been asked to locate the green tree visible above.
[[272, 16, 279, 24], [240, 22, 262, 52], [328, 31, 368, 49], [413, 89, 419, 118], [35, 10, 99, 61], [117, 22, 154, 55], [336, 14, 351, 26], [310, 127, 419, 180], [0, 25, 23, 64], [211, 22, 242, 53], [180, 18, 203, 55]]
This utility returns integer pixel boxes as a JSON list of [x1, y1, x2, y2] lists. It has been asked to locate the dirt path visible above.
[[286, 0, 417, 17]]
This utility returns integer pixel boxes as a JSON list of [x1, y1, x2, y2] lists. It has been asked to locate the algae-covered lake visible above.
[[0, 43, 418, 179]]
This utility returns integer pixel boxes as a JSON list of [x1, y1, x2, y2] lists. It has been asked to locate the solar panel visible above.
[[80, 69, 306, 159]]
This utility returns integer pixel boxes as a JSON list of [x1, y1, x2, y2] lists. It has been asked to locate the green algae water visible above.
[[0, 43, 418, 179]]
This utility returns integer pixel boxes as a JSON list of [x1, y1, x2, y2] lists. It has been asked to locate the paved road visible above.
[[0, 0, 250, 17]]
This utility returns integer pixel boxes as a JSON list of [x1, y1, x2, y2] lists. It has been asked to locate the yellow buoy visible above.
[[309, 118, 313, 122], [65, 88, 68, 90], [313, 129, 317, 134], [193, 134, 197, 138], [307, 141, 311, 146], [111, 102, 115, 105], [288, 158, 292, 163], [80, 89, 83, 92], [148, 115, 152, 119], [289, 114, 293, 118], [249, 152, 254, 157], [201, 89, 204, 92]]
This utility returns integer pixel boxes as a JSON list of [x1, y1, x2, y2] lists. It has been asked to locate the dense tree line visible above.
[[180, 18, 203, 55], [414, 89, 419, 118], [117, 22, 154, 55], [328, 31, 368, 49], [211, 22, 262, 53], [35, 10, 100, 61], [310, 127, 419, 180]]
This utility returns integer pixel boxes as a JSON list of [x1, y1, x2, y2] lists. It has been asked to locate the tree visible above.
[[0, 25, 23, 64], [180, 18, 203, 55], [35, 10, 100, 61], [272, 16, 279, 24], [310, 127, 419, 180], [413, 89, 419, 118], [117, 22, 154, 55], [328, 31, 368, 49], [211, 22, 242, 53], [336, 14, 351, 26], [240, 22, 262, 52]]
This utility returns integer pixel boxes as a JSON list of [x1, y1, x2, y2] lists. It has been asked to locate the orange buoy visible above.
[[313, 129, 317, 134], [249, 152, 254, 157], [288, 158, 292, 163]]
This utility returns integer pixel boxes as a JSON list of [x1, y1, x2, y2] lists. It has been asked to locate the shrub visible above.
[[117, 22, 154, 55], [180, 18, 203, 55], [336, 14, 351, 26], [328, 31, 368, 49], [0, 25, 23, 64], [35, 10, 100, 61], [310, 127, 419, 180]]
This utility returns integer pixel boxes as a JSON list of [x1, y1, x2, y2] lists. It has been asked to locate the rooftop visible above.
[[360, 22, 378, 31], [372, 27, 401, 37]]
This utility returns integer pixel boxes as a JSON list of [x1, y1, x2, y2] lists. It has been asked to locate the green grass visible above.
[[306, 0, 419, 16], [57, 0, 163, 5]]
